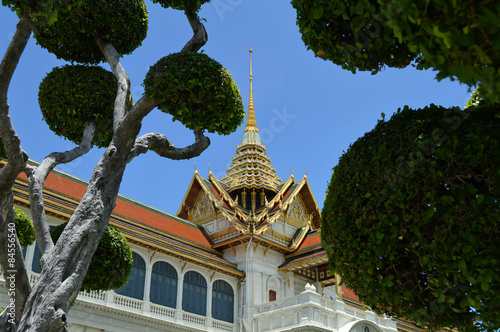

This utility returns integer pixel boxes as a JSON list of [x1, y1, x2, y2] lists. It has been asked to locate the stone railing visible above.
[[247, 284, 398, 332], [0, 271, 236, 332]]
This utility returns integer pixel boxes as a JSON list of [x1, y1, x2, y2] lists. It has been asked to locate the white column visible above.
[[207, 281, 213, 318], [176, 271, 184, 320], [144, 262, 152, 302]]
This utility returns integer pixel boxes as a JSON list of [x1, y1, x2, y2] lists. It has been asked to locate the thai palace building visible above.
[[0, 51, 425, 332]]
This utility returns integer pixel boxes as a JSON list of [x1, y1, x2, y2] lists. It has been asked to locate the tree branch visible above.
[[122, 95, 159, 128], [28, 122, 96, 257], [0, 15, 31, 189], [180, 13, 208, 52], [127, 129, 210, 162], [0, 16, 32, 328], [95, 36, 130, 132]]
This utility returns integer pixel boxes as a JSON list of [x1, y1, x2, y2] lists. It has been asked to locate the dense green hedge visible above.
[[153, 0, 210, 16], [0, 136, 5, 159], [291, 0, 500, 103], [51, 222, 133, 291], [14, 208, 36, 248], [291, 0, 417, 73], [322, 104, 500, 330], [38, 65, 116, 148], [4, 0, 148, 64], [144, 51, 245, 135], [382, 0, 500, 103]]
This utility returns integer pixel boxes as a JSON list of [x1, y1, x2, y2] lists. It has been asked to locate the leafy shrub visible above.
[[38, 65, 116, 148], [291, 0, 417, 73], [144, 51, 245, 135], [14, 208, 36, 248], [6, 0, 149, 64], [51, 222, 133, 291], [153, 0, 210, 16], [322, 104, 500, 330], [0, 136, 5, 159], [382, 0, 500, 103]]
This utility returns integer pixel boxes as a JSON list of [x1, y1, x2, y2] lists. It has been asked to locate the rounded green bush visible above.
[[144, 51, 245, 135], [291, 0, 417, 73], [322, 104, 500, 330], [51, 222, 133, 291], [382, 0, 500, 103], [39, 65, 116, 148], [0, 137, 5, 159], [153, 0, 210, 16], [14, 208, 36, 248], [23, 0, 148, 64]]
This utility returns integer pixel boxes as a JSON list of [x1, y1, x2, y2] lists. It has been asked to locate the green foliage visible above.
[[322, 104, 500, 331], [292, 0, 500, 102], [0, 135, 5, 159], [291, 0, 417, 73], [38, 65, 116, 148], [382, 0, 500, 103], [2, 0, 66, 26], [13, 0, 148, 64], [14, 208, 35, 248], [153, 0, 210, 16], [144, 51, 245, 135], [51, 222, 133, 291]]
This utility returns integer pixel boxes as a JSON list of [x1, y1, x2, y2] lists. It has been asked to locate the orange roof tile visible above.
[[20, 163, 212, 248]]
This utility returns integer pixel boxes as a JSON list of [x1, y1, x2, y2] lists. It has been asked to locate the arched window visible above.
[[212, 280, 234, 323], [150, 261, 177, 308], [182, 271, 207, 316], [115, 251, 146, 300]]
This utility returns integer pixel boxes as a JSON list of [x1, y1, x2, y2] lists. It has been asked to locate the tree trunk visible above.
[[17, 141, 134, 331]]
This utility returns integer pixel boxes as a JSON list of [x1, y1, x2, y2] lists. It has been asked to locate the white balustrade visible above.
[[182, 311, 206, 326]]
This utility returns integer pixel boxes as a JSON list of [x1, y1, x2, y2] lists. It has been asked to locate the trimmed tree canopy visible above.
[[38, 65, 116, 148], [14, 208, 36, 248], [0, 136, 5, 159], [20, 0, 148, 64], [322, 104, 500, 331], [291, 0, 417, 73], [51, 222, 133, 291], [292, 0, 500, 102], [144, 51, 245, 135], [153, 0, 210, 16]]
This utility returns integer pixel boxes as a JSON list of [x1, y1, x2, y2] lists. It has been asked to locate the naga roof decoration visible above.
[[177, 49, 321, 253]]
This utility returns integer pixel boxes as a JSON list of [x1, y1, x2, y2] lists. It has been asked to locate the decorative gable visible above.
[[286, 194, 308, 227], [190, 191, 216, 223]]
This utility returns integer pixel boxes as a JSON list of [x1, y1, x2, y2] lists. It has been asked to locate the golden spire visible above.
[[241, 47, 261, 145], [222, 47, 281, 193], [245, 47, 258, 130], [245, 46, 257, 128]]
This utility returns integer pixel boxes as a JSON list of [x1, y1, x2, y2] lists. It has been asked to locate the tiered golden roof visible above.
[[221, 48, 281, 193]]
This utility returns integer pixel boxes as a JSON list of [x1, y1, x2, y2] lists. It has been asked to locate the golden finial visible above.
[[245, 46, 257, 129], [194, 162, 198, 173]]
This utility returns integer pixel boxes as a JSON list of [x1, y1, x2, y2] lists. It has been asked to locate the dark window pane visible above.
[[212, 280, 234, 323], [182, 271, 207, 316], [150, 261, 178, 308], [115, 252, 146, 300]]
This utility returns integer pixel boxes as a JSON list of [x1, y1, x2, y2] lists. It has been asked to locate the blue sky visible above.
[[0, 1, 471, 215]]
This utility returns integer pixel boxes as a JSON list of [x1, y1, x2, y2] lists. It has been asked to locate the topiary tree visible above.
[[291, 0, 500, 103], [322, 104, 500, 331], [39, 65, 116, 148], [144, 51, 245, 135], [14, 208, 35, 248], [0, 0, 245, 330], [51, 222, 133, 292]]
